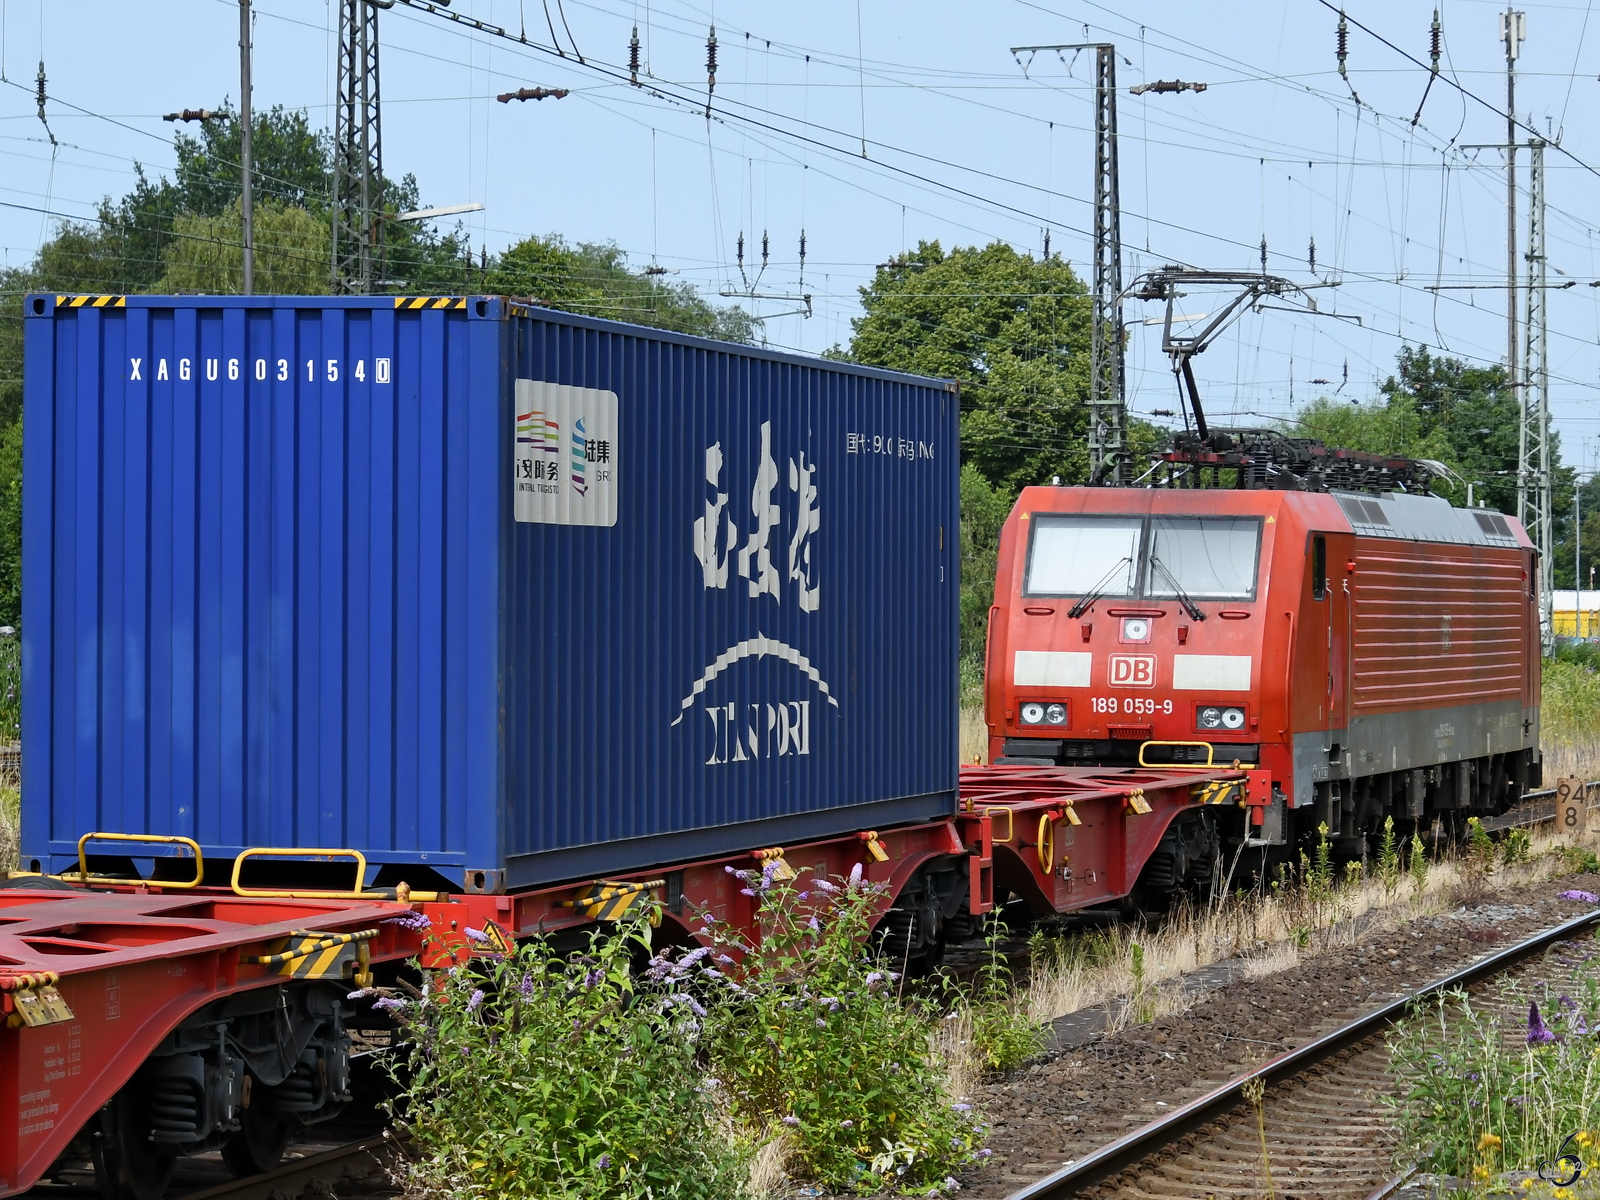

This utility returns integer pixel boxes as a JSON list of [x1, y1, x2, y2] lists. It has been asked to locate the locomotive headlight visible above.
[[1197, 705, 1245, 731], [1021, 702, 1046, 724], [1044, 703, 1067, 725]]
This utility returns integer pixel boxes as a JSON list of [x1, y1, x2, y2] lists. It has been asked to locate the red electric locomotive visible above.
[[985, 459, 1540, 889]]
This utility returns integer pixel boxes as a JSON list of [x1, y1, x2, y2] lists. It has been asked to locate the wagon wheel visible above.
[[221, 1096, 291, 1177], [90, 1089, 176, 1200]]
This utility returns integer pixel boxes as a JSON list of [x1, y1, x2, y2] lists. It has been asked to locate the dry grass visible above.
[[743, 1133, 794, 1200], [960, 704, 988, 766], [1022, 826, 1581, 1029], [1542, 739, 1600, 785], [933, 1006, 981, 1108], [0, 786, 16, 873]]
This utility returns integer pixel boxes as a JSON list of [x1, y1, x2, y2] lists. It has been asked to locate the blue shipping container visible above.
[[21, 294, 959, 890]]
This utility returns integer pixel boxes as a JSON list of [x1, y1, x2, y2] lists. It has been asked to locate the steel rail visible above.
[[1002, 906, 1600, 1200], [172, 1133, 396, 1200]]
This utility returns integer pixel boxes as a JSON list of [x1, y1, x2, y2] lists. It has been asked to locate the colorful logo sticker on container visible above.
[[513, 380, 617, 526]]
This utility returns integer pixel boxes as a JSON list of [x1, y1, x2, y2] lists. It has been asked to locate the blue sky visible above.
[[3, 1, 1599, 475]]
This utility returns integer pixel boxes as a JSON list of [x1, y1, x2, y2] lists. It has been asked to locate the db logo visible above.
[[1109, 655, 1157, 688]]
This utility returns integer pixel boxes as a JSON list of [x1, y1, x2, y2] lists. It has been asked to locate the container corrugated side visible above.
[[501, 307, 959, 885], [21, 295, 958, 887]]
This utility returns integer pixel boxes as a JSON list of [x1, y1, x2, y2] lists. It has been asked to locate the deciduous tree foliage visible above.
[[841, 239, 1092, 494]]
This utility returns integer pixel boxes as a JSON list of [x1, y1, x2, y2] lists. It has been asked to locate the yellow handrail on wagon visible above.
[[76, 832, 204, 889]]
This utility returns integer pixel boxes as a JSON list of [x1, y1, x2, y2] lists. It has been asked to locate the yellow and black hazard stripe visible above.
[[559, 879, 665, 921], [242, 928, 378, 982], [1192, 779, 1242, 807], [393, 296, 467, 310], [56, 295, 126, 308]]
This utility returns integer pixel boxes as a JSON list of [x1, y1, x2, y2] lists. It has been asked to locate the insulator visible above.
[[1429, 10, 1441, 70], [707, 26, 718, 88], [761, 230, 769, 266], [1259, 236, 1268, 273], [736, 232, 744, 269], [35, 61, 45, 115], [1308, 237, 1317, 273], [798, 230, 807, 265], [629, 26, 640, 85], [1337, 12, 1350, 76]]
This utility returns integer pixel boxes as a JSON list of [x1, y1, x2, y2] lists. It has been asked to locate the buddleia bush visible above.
[[385, 918, 744, 1200], [696, 863, 989, 1194]]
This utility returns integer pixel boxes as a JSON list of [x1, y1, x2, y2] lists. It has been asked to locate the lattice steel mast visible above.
[[1523, 136, 1553, 653], [334, 0, 385, 294], [1009, 42, 1126, 485], [1087, 45, 1127, 486]]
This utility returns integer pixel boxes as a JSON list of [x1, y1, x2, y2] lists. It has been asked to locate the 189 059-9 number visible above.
[[1090, 697, 1173, 716]]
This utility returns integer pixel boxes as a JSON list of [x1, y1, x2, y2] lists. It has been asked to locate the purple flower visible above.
[[724, 865, 736, 874], [808, 916, 821, 933], [682, 946, 711, 966], [583, 969, 603, 988], [383, 910, 432, 931], [716, 954, 736, 965], [816, 1018, 827, 1028], [741, 888, 757, 898], [977, 1149, 994, 1159], [952, 1103, 973, 1111], [519, 974, 535, 998], [840, 1119, 854, 1128], [866, 972, 885, 987], [372, 996, 409, 1013], [467, 988, 485, 1011], [1529, 1000, 1557, 1044], [464, 927, 491, 945], [943, 1177, 961, 1192], [849, 863, 864, 887], [798, 891, 810, 900], [1561, 995, 1578, 1011], [348, 987, 377, 999], [1561, 890, 1600, 903], [782, 1115, 801, 1126], [596, 1153, 612, 1170], [814, 879, 837, 894]]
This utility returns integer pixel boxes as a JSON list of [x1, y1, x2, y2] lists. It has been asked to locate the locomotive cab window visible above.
[[1312, 535, 1327, 600], [1144, 516, 1263, 601], [1024, 514, 1143, 597]]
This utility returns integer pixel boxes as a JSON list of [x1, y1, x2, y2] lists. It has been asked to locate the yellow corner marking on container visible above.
[[393, 296, 467, 310], [55, 295, 126, 309]]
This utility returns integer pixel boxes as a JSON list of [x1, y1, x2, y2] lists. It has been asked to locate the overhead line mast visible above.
[[334, 0, 386, 294], [1010, 42, 1127, 485]]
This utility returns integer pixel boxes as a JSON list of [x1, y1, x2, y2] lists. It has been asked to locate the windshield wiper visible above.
[[1067, 556, 1132, 620], [1150, 555, 1206, 622]]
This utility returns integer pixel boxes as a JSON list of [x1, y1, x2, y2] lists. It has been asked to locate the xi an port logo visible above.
[[1109, 654, 1157, 688], [675, 420, 838, 765]]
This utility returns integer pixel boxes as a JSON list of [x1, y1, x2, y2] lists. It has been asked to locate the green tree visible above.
[[485, 235, 757, 342], [958, 463, 1014, 680], [840, 239, 1093, 493], [158, 202, 332, 295]]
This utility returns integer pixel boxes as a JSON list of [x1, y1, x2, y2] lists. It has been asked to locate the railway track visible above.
[[1003, 907, 1600, 1200]]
